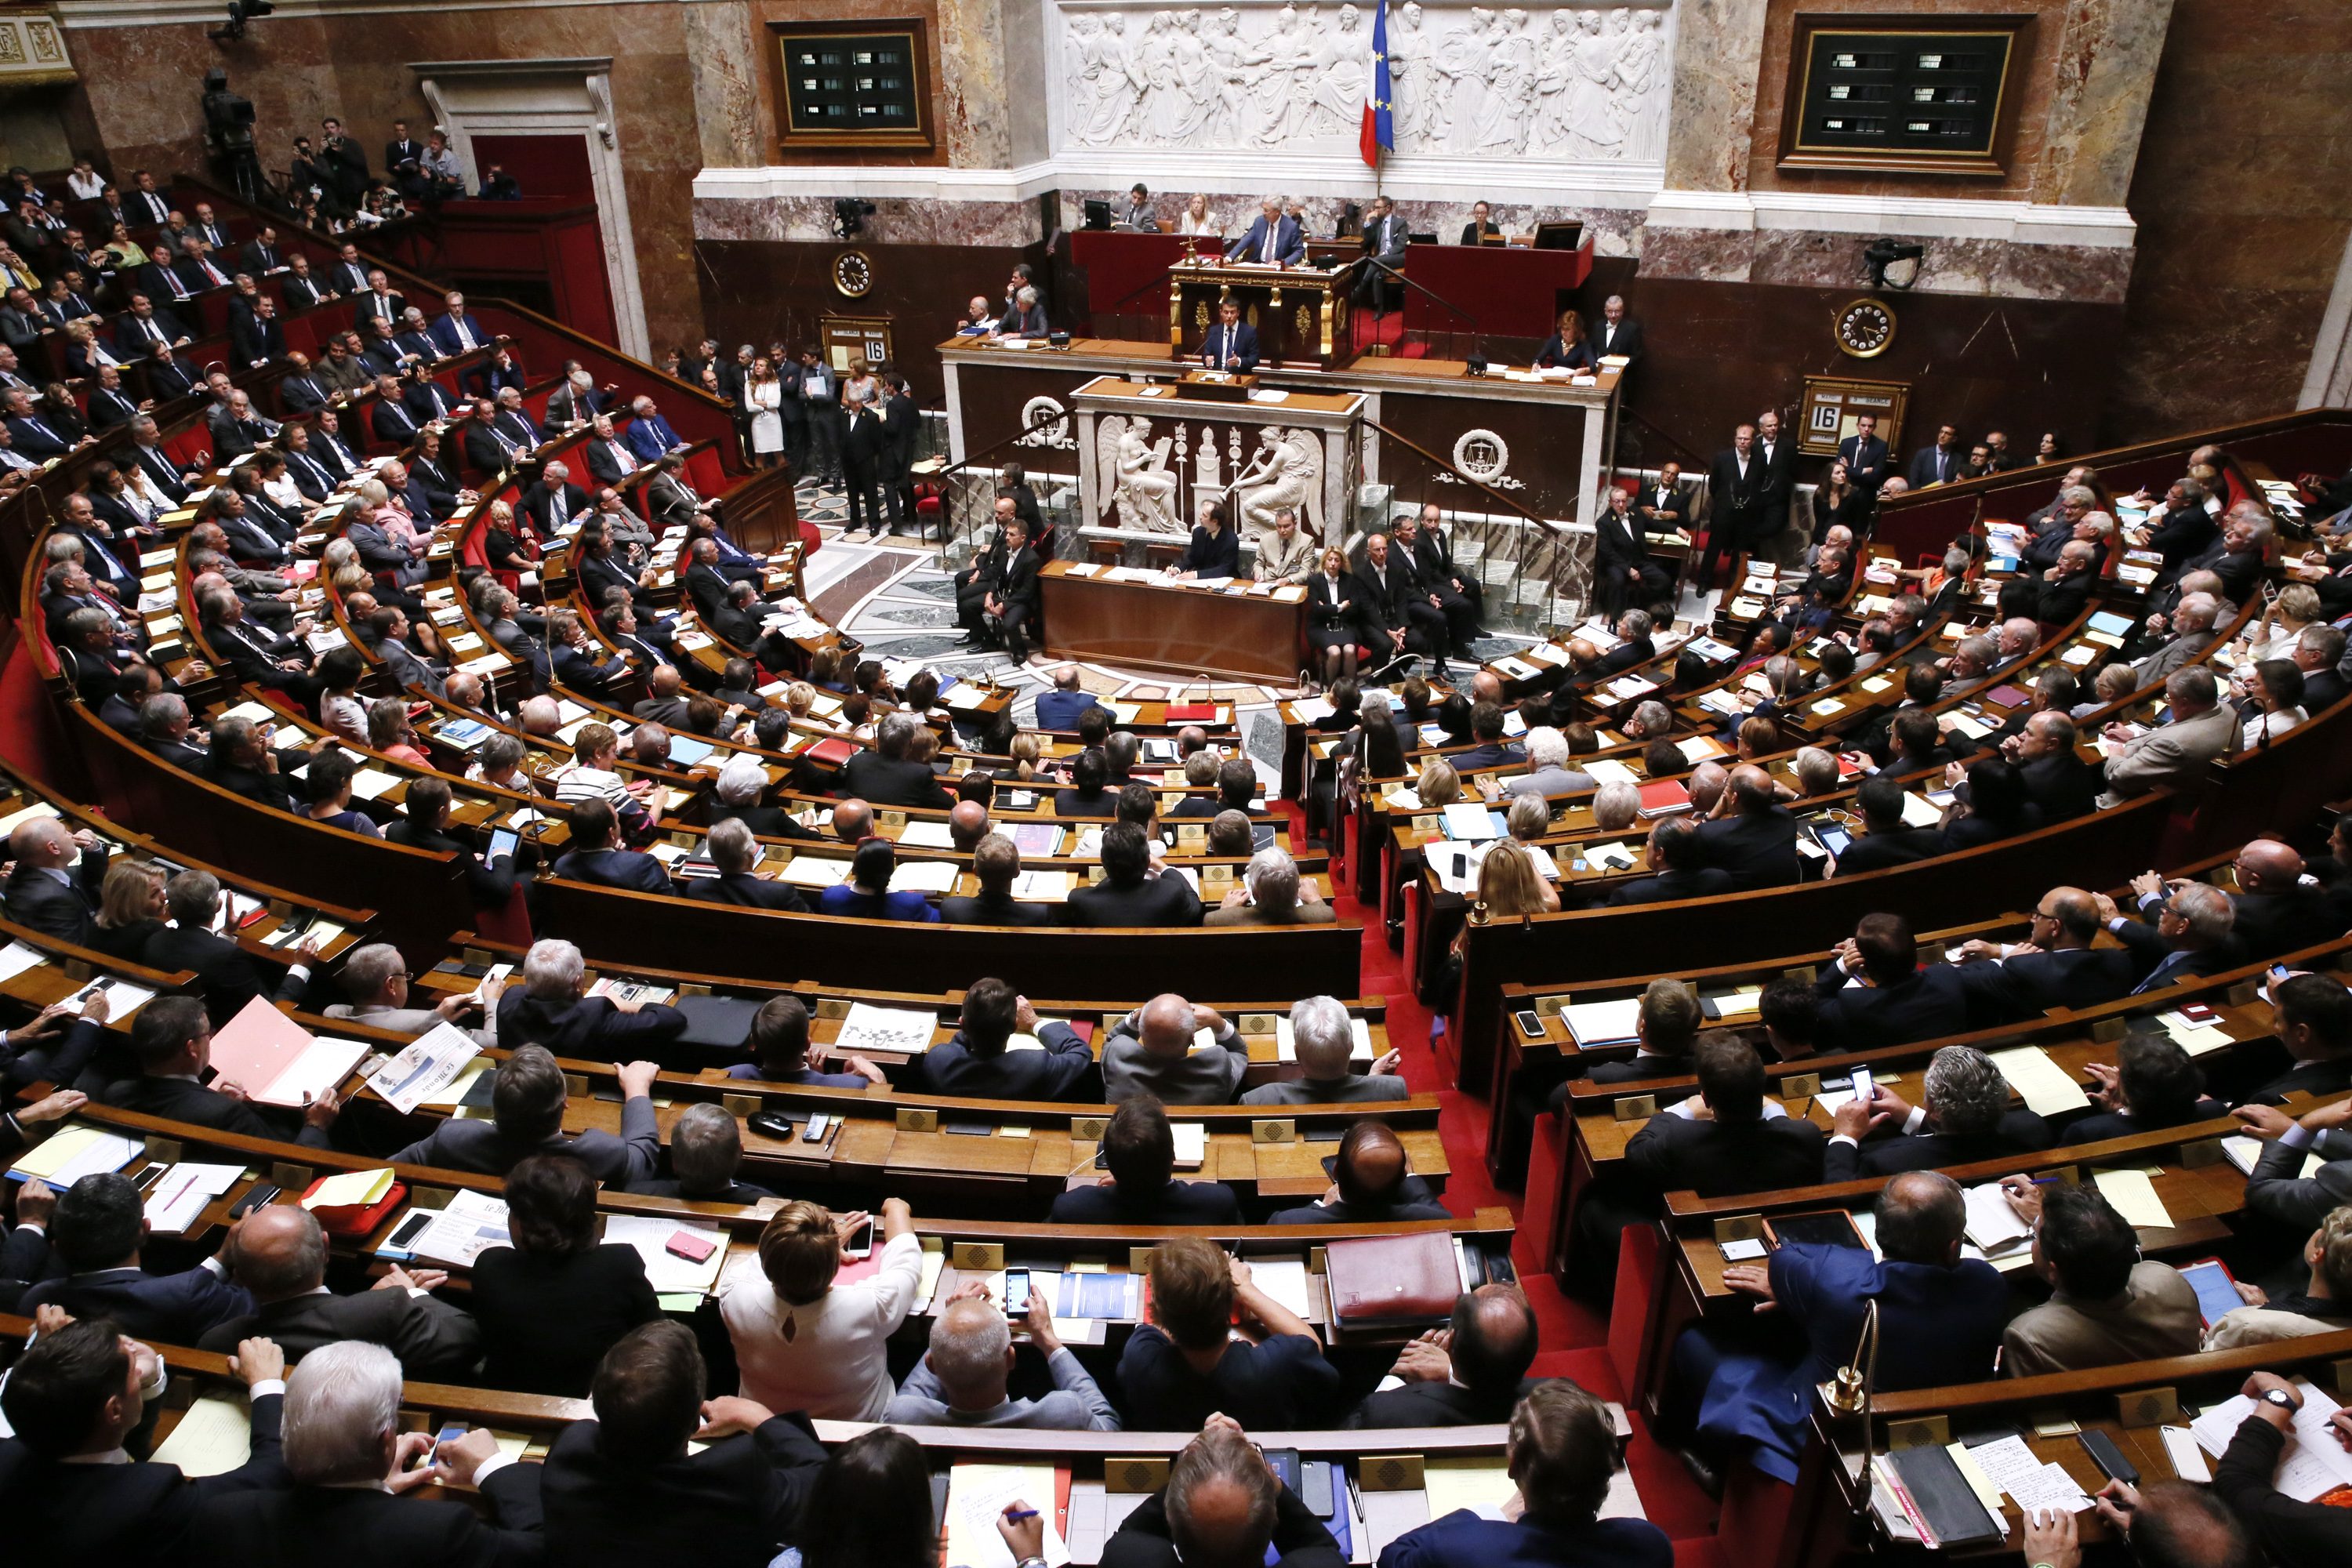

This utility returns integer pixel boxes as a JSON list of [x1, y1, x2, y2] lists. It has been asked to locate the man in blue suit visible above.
[[1198, 298, 1259, 372], [550, 798, 669, 892], [921, 977, 1097, 1099], [1667, 1171, 2009, 1487], [491, 939, 689, 1061], [622, 394, 686, 462], [19, 1171, 253, 1344], [1809, 912, 1972, 1053], [1034, 666, 1105, 731], [427, 289, 492, 357], [1836, 412, 1891, 497], [1224, 195, 1305, 266], [1378, 1381, 1673, 1568]]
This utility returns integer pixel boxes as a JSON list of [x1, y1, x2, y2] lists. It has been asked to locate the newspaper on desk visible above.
[[837, 1002, 938, 1055], [409, 1188, 511, 1269], [365, 1022, 484, 1116]]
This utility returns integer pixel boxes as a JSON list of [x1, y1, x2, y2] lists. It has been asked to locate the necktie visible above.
[[167, 273, 188, 301], [551, 492, 566, 528], [140, 318, 161, 342]]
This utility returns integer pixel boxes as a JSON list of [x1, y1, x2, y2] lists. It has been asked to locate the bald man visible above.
[[1347, 1284, 1542, 1427], [1103, 993, 1247, 1105], [1269, 1120, 1447, 1224], [830, 797, 874, 843], [2, 817, 108, 942], [2229, 838, 2338, 956], [2002, 709, 2100, 822], [947, 799, 991, 851], [632, 662, 691, 728], [195, 1205, 481, 1379], [1100, 1416, 1343, 1568], [1951, 886, 2140, 1022]]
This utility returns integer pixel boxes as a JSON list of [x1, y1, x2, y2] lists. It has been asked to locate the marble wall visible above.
[[2102, 0, 2352, 441], [59, 3, 710, 351]]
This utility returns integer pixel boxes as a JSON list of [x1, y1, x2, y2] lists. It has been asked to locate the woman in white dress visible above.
[[1177, 194, 1216, 235], [746, 357, 784, 469]]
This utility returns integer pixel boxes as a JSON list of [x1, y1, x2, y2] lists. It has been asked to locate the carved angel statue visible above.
[[1233, 426, 1323, 542], [1096, 414, 1183, 533]]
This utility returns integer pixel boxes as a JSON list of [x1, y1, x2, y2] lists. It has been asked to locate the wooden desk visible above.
[[1038, 561, 1308, 683]]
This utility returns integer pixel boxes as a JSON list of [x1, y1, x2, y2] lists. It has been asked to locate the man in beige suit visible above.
[[1996, 1180, 2201, 1377], [2099, 666, 2234, 807]]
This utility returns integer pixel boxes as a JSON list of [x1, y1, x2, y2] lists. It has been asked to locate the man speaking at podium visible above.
[[1224, 195, 1305, 267], [1200, 299, 1258, 374]]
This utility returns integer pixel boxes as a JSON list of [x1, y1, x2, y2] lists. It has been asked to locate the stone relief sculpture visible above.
[[1096, 415, 1185, 533], [1232, 426, 1325, 541], [1061, 1, 1671, 160]]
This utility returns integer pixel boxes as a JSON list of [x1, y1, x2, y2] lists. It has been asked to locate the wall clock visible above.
[[832, 250, 874, 299], [1834, 297, 1896, 358]]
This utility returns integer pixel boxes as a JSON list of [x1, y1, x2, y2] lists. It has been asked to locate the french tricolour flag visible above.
[[1360, 0, 1395, 168]]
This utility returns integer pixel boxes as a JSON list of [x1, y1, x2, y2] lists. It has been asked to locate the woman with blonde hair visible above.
[[1536, 307, 1594, 372], [2249, 582, 2321, 663], [1475, 837, 1560, 914], [89, 859, 168, 961], [1416, 757, 1461, 808], [1177, 193, 1215, 236]]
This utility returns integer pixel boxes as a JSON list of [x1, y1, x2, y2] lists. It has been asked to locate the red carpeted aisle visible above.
[[1296, 799, 1720, 1546]]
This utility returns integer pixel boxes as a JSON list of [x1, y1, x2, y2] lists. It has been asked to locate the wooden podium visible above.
[[1169, 253, 1356, 371]]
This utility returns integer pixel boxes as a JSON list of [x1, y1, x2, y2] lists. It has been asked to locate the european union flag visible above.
[[1359, 0, 1394, 168]]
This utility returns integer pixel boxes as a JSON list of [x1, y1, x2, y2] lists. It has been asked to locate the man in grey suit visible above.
[[2100, 666, 2234, 807], [1506, 725, 1597, 798], [387, 1045, 662, 1185], [321, 941, 498, 1047], [1103, 993, 1249, 1105], [196, 1206, 481, 1380], [2234, 1098, 2352, 1232], [1243, 995, 1407, 1105], [2129, 592, 2220, 688]]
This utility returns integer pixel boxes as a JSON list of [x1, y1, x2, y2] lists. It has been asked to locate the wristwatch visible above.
[[2261, 1387, 2298, 1410]]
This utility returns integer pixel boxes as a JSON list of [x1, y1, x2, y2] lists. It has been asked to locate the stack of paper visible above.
[[1170, 1123, 1207, 1169], [365, 1022, 482, 1114], [889, 860, 960, 895], [1961, 1181, 2034, 1255], [409, 1189, 512, 1268], [946, 1463, 1073, 1568], [2192, 1381, 2352, 1500], [1560, 999, 1642, 1047], [604, 1214, 729, 1295], [2090, 1168, 2176, 1230], [149, 1395, 254, 1476], [9, 1124, 143, 1185], [302, 1168, 395, 1212], [143, 1161, 245, 1232], [1964, 1435, 2092, 1514], [1988, 1045, 2091, 1115]]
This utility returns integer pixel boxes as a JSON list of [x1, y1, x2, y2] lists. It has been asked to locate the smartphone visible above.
[[665, 1230, 718, 1263], [485, 827, 520, 862], [1514, 1009, 1544, 1036], [1004, 1268, 1031, 1315], [383, 1209, 435, 1252], [802, 1112, 833, 1142], [228, 1184, 279, 1218], [2078, 1428, 2140, 1486], [841, 1219, 873, 1259], [130, 1163, 168, 1193], [1848, 1067, 1875, 1107]]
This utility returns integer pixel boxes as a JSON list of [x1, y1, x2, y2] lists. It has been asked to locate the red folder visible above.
[[1636, 779, 1692, 818], [1165, 703, 1218, 720], [804, 738, 857, 768]]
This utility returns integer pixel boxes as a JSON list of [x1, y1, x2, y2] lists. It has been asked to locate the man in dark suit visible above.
[[539, 1320, 825, 1568], [2103, 877, 2241, 996], [2228, 838, 2340, 957], [229, 296, 285, 368], [1199, 297, 1259, 372], [1605, 818, 1735, 906], [1836, 412, 1890, 498], [2, 815, 107, 943], [1068, 822, 1204, 927], [2234, 971, 2352, 1107], [388, 1046, 664, 1184], [1691, 765, 1799, 891], [1624, 1033, 1825, 1198], [1269, 1120, 1450, 1224], [2007, 710, 2102, 822], [1950, 886, 2139, 1025], [920, 976, 1096, 1098], [985, 514, 1044, 662], [1352, 530, 1424, 668], [1754, 408, 1798, 549], [1821, 777, 1940, 879], [194, 1207, 481, 1379], [1823, 1044, 2053, 1179], [145, 869, 315, 1025], [839, 390, 889, 537], [939, 833, 1060, 927], [351, 270, 405, 332], [1697, 423, 1763, 589], [99, 995, 342, 1149], [188, 1341, 543, 1568], [1102, 1419, 1350, 1568], [1406, 501, 1485, 641], [2142, 477, 2219, 575], [1811, 912, 1971, 1055], [1594, 486, 1672, 619], [491, 936, 688, 1062], [549, 798, 670, 894], [843, 712, 956, 809], [0, 1315, 290, 1567], [685, 819, 809, 912], [1049, 1096, 1243, 1224], [1223, 196, 1305, 265], [1907, 424, 1962, 488], [1354, 194, 1408, 309], [519, 461, 586, 539], [16, 1170, 259, 1342], [113, 293, 189, 357], [1590, 294, 1643, 364], [1633, 460, 1693, 535], [1345, 1285, 1541, 1428]]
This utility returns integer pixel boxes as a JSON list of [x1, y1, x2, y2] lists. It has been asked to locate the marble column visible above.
[[1660, 0, 1769, 194], [683, 0, 765, 170], [935, 0, 1015, 168], [2036, 0, 2180, 210]]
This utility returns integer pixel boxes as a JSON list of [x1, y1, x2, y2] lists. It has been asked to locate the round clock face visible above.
[[832, 250, 873, 299], [1835, 298, 1896, 358]]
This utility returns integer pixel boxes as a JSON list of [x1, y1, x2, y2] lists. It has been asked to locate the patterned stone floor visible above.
[[795, 475, 1534, 782]]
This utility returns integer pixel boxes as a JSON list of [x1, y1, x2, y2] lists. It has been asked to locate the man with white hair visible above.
[[2100, 666, 2234, 805], [2, 815, 107, 942], [1507, 724, 1595, 798], [494, 937, 688, 1057], [884, 1290, 1120, 1429], [192, 1340, 543, 1560], [1204, 847, 1335, 926], [2132, 590, 2222, 686], [322, 941, 499, 1046], [1993, 615, 2042, 666], [1790, 747, 1840, 798], [1241, 995, 1406, 1105], [684, 816, 808, 912]]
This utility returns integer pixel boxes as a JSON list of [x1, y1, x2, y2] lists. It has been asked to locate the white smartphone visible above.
[[1848, 1067, 1875, 1106]]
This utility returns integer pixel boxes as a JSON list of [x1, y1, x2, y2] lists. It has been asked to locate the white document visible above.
[[895, 820, 959, 848], [836, 1002, 938, 1055], [1441, 803, 1498, 841], [1170, 1123, 1207, 1169], [2090, 1168, 2175, 1229], [947, 1463, 1073, 1568], [888, 859, 960, 895], [410, 1189, 512, 1268], [142, 1161, 246, 1232], [1988, 1045, 2092, 1115], [149, 1394, 253, 1476], [1560, 998, 1642, 1047], [1961, 1181, 2034, 1253], [0, 942, 45, 982], [603, 1214, 728, 1295], [365, 1022, 484, 1115], [1247, 1257, 1314, 1320]]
